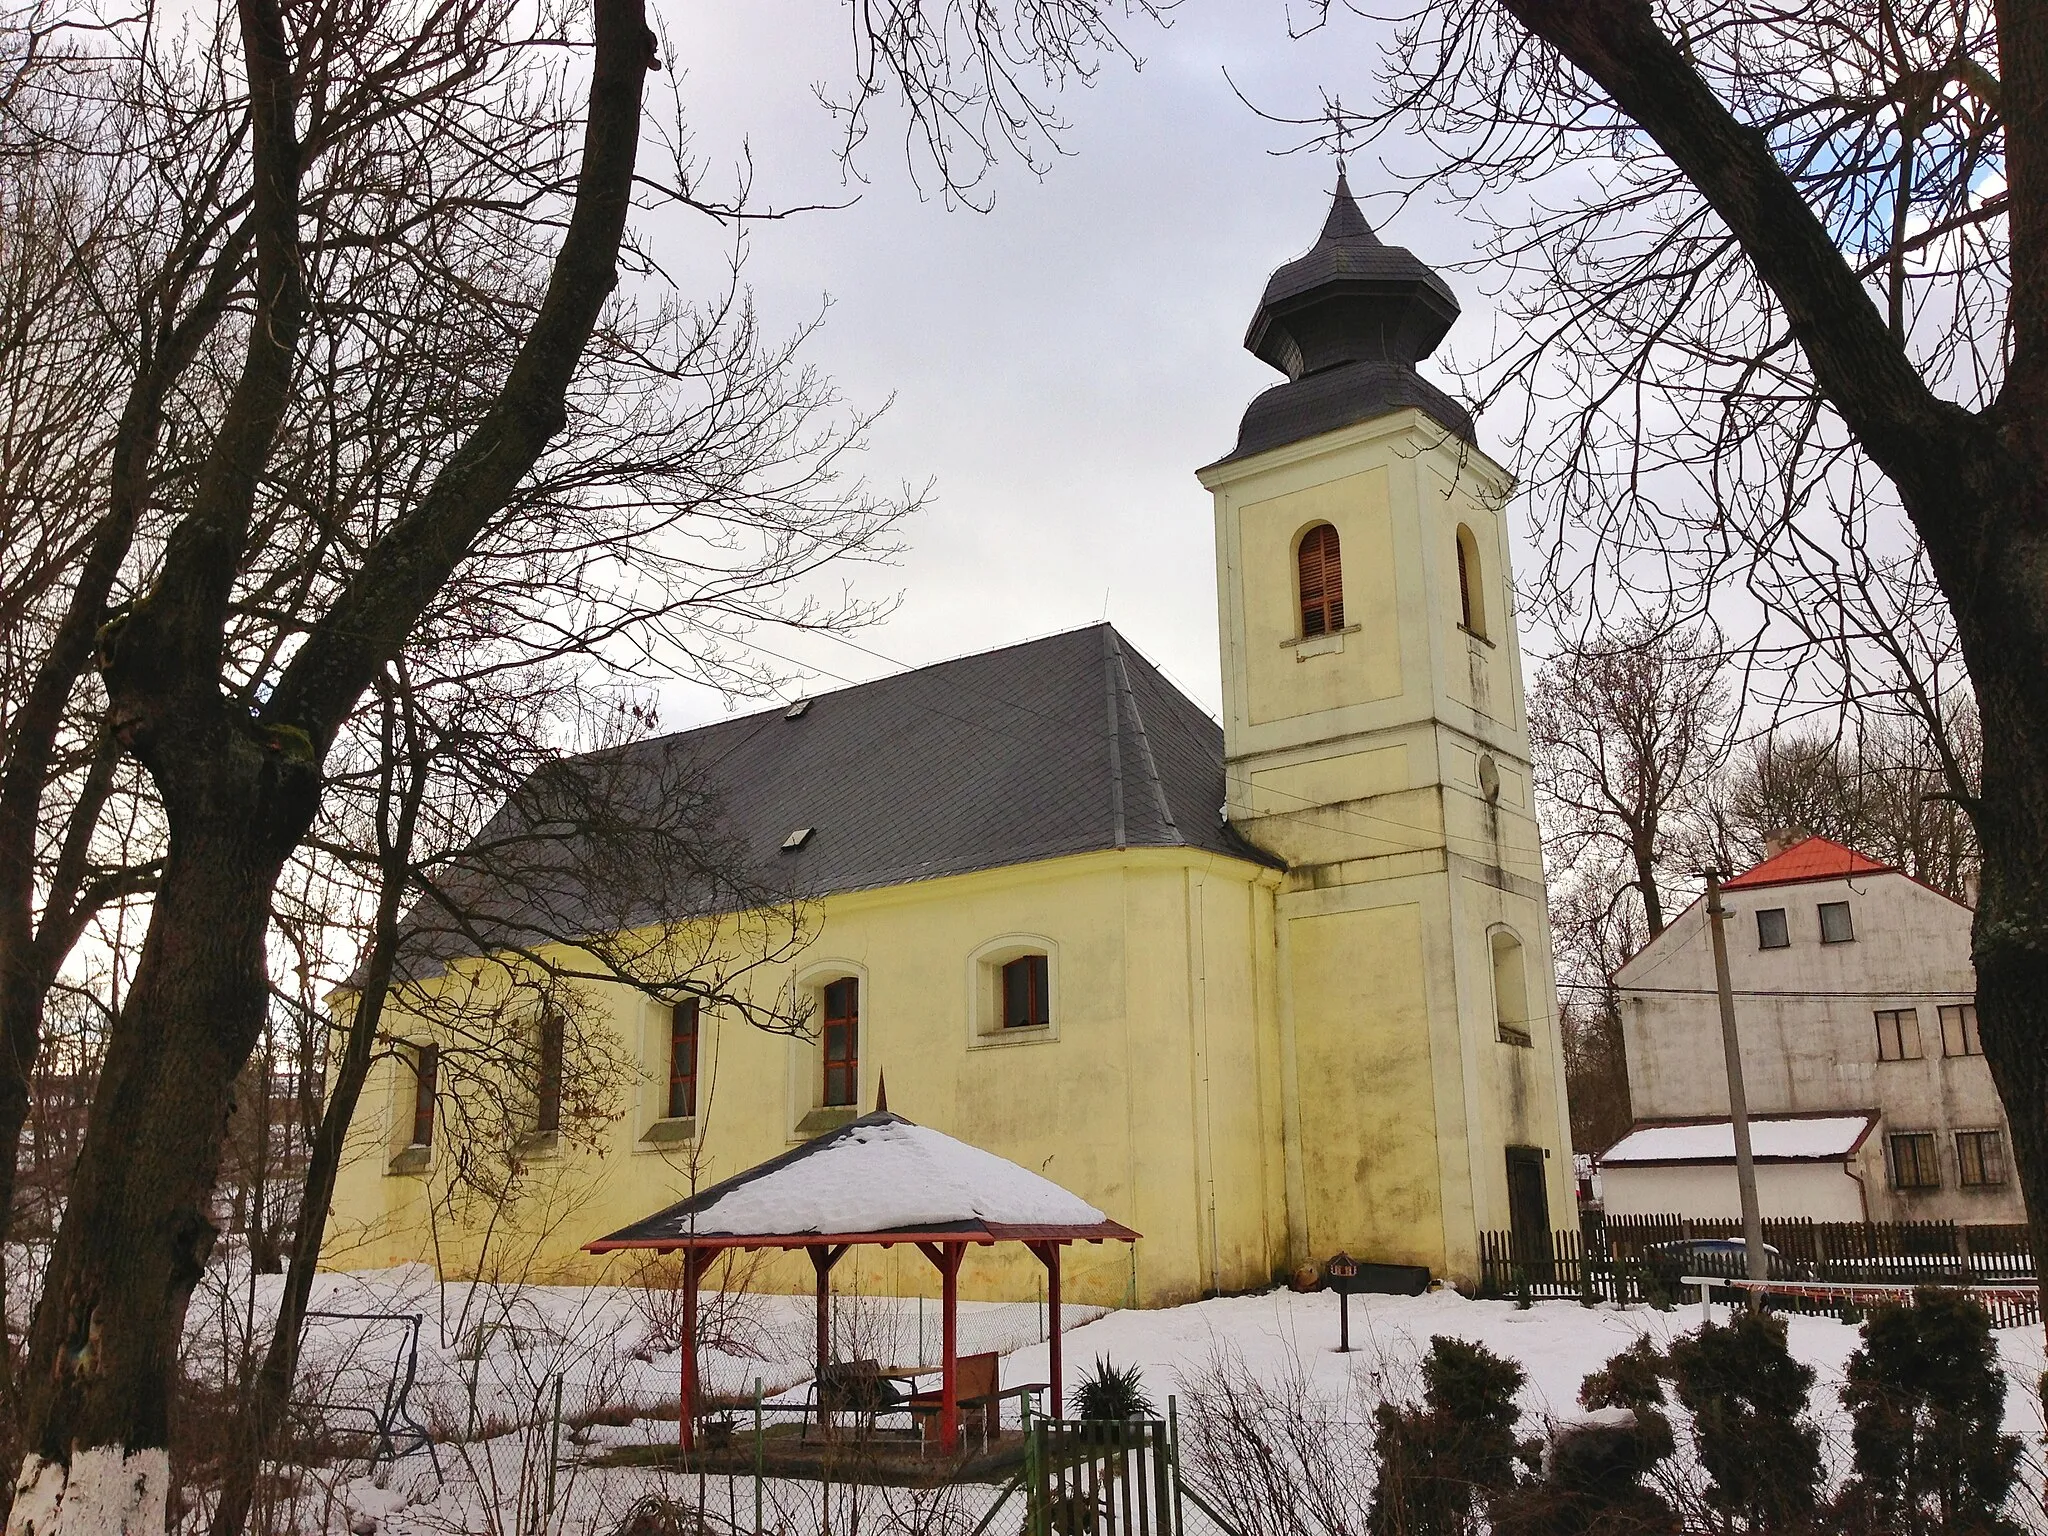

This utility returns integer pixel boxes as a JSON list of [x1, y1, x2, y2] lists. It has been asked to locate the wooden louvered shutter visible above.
[[1298, 524, 1343, 637]]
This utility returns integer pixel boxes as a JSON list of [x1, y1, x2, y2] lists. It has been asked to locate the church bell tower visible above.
[[1198, 175, 1574, 1284]]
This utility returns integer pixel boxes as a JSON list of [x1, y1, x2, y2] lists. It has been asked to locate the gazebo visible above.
[[586, 1111, 1138, 1454]]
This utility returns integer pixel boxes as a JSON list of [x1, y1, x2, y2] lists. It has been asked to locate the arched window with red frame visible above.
[[1298, 524, 1344, 638]]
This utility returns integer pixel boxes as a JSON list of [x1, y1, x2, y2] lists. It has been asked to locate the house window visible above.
[[822, 978, 859, 1108], [1297, 524, 1344, 638], [1455, 524, 1486, 637], [1875, 1008, 1923, 1062], [536, 1010, 564, 1136], [1940, 1003, 1982, 1057], [409, 1045, 438, 1149], [1957, 1129, 2006, 1187], [1818, 900, 1855, 943], [668, 1000, 700, 1119], [1756, 908, 1789, 949], [1002, 955, 1050, 1029], [1890, 1132, 1941, 1190]]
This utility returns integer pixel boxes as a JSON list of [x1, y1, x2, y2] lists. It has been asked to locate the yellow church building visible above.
[[321, 177, 1575, 1308]]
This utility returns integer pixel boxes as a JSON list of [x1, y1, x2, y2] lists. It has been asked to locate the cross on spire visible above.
[[1324, 94, 1356, 177]]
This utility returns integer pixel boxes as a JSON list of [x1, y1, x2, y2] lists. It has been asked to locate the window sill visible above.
[[971, 1023, 1056, 1049], [515, 1131, 562, 1161], [1281, 623, 1360, 650], [795, 1106, 859, 1139], [639, 1116, 696, 1148], [1496, 1028, 1533, 1048], [387, 1145, 433, 1176], [1459, 624, 1495, 649], [1282, 624, 1358, 662]]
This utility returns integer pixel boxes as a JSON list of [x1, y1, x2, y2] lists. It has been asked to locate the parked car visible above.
[[1641, 1238, 1812, 1287]]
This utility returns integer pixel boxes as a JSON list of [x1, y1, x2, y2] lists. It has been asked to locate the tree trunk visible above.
[[207, 740, 420, 1536], [7, 729, 313, 1536], [1632, 831, 1665, 937], [1963, 622, 2048, 1328]]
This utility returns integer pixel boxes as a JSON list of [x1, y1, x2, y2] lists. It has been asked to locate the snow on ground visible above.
[[159, 1270, 2048, 1535]]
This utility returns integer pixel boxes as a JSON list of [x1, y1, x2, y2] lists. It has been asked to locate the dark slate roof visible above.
[[383, 625, 1274, 978], [1217, 174, 1474, 464], [1229, 360, 1476, 462]]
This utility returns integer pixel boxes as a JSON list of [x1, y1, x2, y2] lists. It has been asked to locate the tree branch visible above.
[[1501, 0, 2000, 531], [267, 0, 657, 747]]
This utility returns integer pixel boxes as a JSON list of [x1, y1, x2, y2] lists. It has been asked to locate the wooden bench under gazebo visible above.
[[586, 1110, 1138, 1456]]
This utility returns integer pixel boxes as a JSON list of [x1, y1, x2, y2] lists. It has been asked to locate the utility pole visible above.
[[1704, 868, 1768, 1294]]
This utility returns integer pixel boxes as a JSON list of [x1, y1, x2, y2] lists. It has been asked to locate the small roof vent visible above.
[[784, 698, 811, 720], [781, 827, 814, 852]]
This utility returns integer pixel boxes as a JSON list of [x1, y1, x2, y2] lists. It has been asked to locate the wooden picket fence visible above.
[[1479, 1216, 2039, 1326]]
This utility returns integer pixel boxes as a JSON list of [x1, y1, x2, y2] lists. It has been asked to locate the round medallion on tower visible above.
[[1223, 173, 1475, 463]]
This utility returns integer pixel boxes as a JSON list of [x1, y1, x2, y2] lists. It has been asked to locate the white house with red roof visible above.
[[1602, 835, 2020, 1225]]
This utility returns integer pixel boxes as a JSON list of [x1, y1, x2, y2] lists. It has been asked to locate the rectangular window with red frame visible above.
[[822, 978, 858, 1108], [410, 1044, 438, 1149], [1002, 955, 1050, 1028], [668, 1000, 699, 1119]]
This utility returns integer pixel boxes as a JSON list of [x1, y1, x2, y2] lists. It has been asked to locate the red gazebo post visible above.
[[918, 1241, 966, 1453], [809, 1244, 847, 1434], [1028, 1240, 1064, 1419], [678, 1247, 710, 1452]]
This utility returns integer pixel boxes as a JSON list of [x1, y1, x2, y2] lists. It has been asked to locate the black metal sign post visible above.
[[1324, 1253, 1361, 1353]]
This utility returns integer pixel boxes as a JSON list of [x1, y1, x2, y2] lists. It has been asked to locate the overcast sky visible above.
[[650, 3, 1499, 729]]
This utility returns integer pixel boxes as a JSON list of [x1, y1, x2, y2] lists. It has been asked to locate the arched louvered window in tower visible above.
[[1297, 523, 1344, 638]]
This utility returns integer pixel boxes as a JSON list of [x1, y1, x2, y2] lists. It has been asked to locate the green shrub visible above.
[[1663, 1310, 1820, 1531], [1072, 1356, 1154, 1421], [1834, 1289, 2021, 1535], [1369, 1336, 1538, 1536], [1494, 1338, 1679, 1536]]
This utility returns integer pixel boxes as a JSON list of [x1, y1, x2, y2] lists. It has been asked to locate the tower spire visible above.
[[1216, 176, 1474, 463]]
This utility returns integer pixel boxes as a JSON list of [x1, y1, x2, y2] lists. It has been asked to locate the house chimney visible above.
[[1763, 826, 1806, 859]]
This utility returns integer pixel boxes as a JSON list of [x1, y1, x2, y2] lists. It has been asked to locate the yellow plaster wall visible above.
[[322, 848, 1286, 1309], [1238, 466, 1403, 726], [1285, 902, 1446, 1273], [1201, 409, 1577, 1288]]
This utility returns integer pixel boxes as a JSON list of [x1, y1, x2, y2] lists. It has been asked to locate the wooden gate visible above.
[[1026, 1417, 1176, 1536]]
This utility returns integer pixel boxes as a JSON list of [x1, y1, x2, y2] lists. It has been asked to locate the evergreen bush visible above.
[[1833, 1289, 2021, 1535], [1663, 1310, 1821, 1532], [1494, 1337, 1679, 1536], [1369, 1335, 1538, 1536]]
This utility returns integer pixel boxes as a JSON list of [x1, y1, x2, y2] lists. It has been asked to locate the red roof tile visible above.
[[1722, 835, 1893, 890]]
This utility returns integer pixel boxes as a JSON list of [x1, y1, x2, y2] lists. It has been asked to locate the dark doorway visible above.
[[1505, 1146, 1551, 1261]]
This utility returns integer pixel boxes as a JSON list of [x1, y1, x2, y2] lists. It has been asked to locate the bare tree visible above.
[[1715, 710, 1981, 899], [0, 0, 1159, 1523], [1307, 0, 2048, 1289], [1530, 615, 1730, 939], [1548, 867, 1644, 1154]]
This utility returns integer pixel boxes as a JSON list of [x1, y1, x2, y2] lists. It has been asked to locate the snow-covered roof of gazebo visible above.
[[586, 1112, 1136, 1250]]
